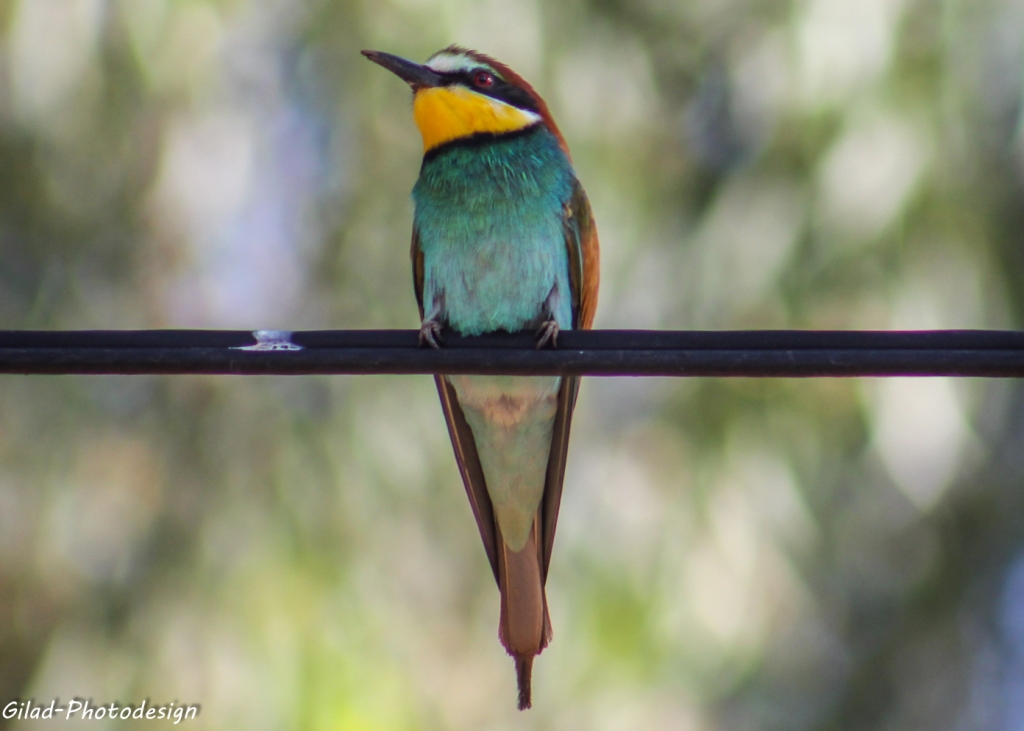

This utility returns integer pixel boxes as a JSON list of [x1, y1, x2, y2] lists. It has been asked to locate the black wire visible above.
[[0, 329, 1021, 376]]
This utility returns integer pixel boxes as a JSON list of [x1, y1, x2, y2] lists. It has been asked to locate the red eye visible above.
[[473, 71, 495, 88]]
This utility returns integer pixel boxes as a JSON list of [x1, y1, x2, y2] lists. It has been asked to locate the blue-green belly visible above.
[[413, 127, 576, 335]]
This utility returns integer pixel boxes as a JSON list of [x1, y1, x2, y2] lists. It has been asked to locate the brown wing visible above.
[[538, 180, 599, 578], [412, 227, 425, 318], [539, 375, 579, 580], [435, 375, 499, 581], [564, 180, 600, 329]]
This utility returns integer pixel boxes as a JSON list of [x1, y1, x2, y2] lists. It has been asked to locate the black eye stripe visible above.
[[436, 69, 541, 115]]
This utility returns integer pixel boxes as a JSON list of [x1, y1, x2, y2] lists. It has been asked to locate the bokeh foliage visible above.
[[2, 0, 1024, 728]]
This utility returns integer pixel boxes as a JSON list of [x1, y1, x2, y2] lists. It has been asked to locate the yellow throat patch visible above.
[[413, 86, 540, 153]]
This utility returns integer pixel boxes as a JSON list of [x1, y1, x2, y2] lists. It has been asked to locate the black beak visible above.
[[362, 50, 444, 89]]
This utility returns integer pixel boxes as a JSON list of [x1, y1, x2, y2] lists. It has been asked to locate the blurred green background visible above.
[[1, 0, 1024, 728]]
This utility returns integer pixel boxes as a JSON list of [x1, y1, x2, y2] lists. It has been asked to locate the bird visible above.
[[362, 45, 599, 710]]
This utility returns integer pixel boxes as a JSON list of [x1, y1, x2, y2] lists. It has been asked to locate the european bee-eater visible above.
[[363, 45, 600, 710]]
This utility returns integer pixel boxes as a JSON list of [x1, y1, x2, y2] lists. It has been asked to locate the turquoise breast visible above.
[[412, 126, 577, 336]]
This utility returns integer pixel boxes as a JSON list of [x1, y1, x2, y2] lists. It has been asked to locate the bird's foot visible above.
[[535, 320, 559, 349], [419, 319, 444, 348]]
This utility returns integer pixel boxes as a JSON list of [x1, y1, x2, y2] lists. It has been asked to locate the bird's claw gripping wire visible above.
[[535, 320, 559, 349], [419, 320, 444, 349]]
